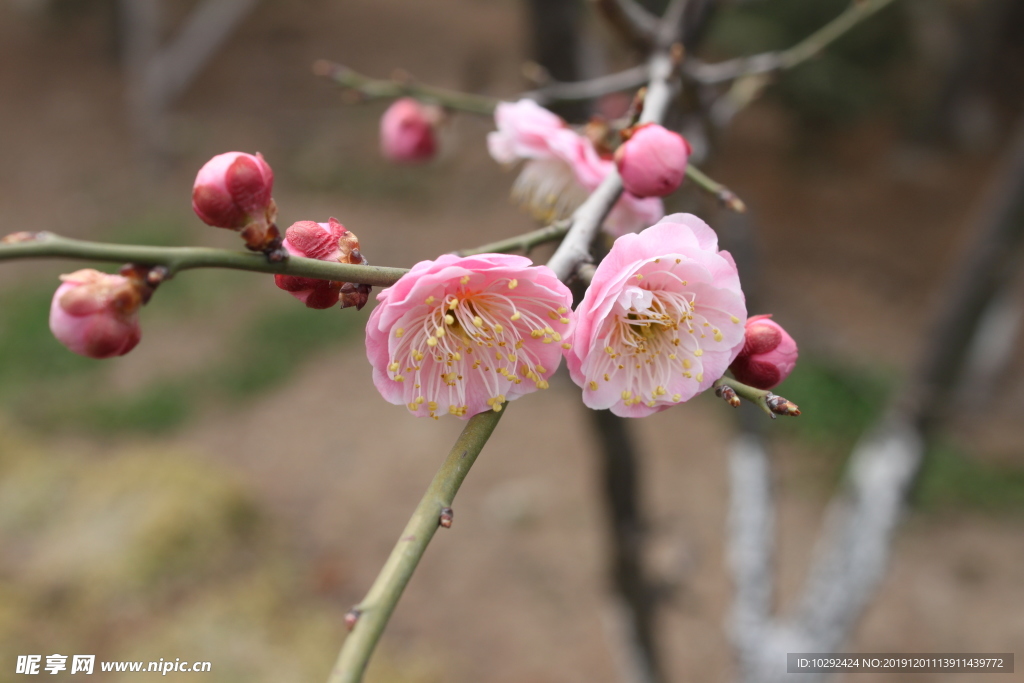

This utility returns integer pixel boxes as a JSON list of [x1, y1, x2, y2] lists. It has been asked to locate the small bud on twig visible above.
[[765, 393, 801, 417], [439, 507, 454, 529], [714, 383, 741, 407], [344, 608, 361, 630]]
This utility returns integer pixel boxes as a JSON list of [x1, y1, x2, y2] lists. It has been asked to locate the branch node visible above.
[[344, 608, 361, 631], [145, 265, 171, 286], [439, 507, 454, 529]]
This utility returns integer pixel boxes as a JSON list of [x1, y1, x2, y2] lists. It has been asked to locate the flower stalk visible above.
[[327, 409, 505, 683]]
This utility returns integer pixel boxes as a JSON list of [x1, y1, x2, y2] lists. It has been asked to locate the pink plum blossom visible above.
[[380, 98, 440, 163], [615, 123, 690, 198], [366, 253, 575, 419], [49, 269, 143, 359], [274, 218, 371, 310], [192, 151, 275, 230], [567, 213, 747, 417], [487, 99, 663, 236], [728, 314, 798, 389]]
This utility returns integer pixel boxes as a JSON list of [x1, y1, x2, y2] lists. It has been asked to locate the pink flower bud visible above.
[[274, 217, 371, 310], [728, 314, 798, 390], [192, 151, 275, 230], [614, 123, 690, 198], [380, 98, 439, 163], [49, 269, 144, 359]]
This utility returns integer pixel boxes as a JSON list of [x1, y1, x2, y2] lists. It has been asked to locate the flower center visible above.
[[386, 280, 571, 419], [590, 270, 729, 409]]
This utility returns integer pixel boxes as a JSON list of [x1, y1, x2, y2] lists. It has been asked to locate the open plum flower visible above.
[[487, 99, 663, 236], [568, 214, 747, 417], [366, 253, 575, 419]]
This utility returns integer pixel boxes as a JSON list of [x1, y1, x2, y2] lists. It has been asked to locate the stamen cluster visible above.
[[366, 254, 575, 419]]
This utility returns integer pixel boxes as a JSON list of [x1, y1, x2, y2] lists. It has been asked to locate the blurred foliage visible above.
[[915, 442, 1024, 514], [216, 304, 366, 398], [705, 0, 910, 130], [0, 425, 436, 683], [776, 356, 1024, 513], [775, 354, 892, 448]]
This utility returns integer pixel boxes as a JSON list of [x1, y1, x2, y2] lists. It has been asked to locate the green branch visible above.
[[686, 0, 899, 84], [713, 376, 801, 419], [456, 221, 570, 257], [0, 232, 408, 287], [685, 165, 746, 213], [314, 60, 498, 116], [327, 409, 505, 683]]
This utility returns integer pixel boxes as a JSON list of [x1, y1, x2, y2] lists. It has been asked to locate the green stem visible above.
[[715, 377, 774, 417], [713, 376, 800, 419], [685, 165, 746, 213], [315, 61, 498, 116], [779, 0, 897, 70], [326, 409, 505, 683], [0, 232, 408, 287], [687, 0, 898, 84], [456, 221, 570, 257]]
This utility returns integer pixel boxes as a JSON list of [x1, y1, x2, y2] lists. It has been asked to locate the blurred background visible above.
[[1, 0, 1023, 681]]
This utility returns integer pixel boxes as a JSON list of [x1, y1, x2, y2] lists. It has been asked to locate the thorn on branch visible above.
[[344, 608, 361, 631], [439, 507, 454, 529], [715, 383, 741, 407]]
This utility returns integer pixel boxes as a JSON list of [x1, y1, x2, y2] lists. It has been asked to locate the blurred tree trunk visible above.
[[525, 0, 588, 121]]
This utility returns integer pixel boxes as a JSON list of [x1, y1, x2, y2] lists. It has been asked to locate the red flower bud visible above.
[[192, 152, 275, 229], [380, 98, 439, 164], [49, 269, 144, 358], [728, 314, 798, 390], [614, 123, 690, 198], [274, 218, 371, 310]]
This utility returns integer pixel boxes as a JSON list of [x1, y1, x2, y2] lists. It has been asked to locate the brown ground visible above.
[[1, 1, 1022, 682]]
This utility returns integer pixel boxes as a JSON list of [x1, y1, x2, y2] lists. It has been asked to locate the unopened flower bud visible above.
[[729, 314, 798, 390], [614, 123, 690, 198], [274, 217, 371, 310], [380, 98, 440, 163], [192, 151, 282, 255], [49, 269, 145, 358]]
